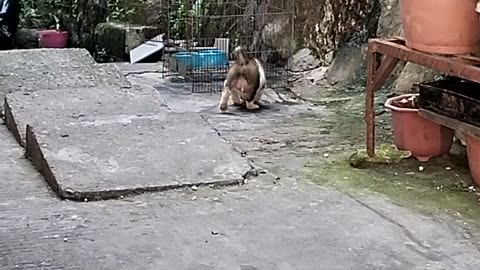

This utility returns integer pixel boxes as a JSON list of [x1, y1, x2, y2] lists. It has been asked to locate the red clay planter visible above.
[[38, 30, 69, 48], [465, 133, 480, 186], [400, 0, 480, 55], [385, 94, 454, 162]]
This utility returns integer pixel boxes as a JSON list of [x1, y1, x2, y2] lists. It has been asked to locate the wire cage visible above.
[[161, 0, 295, 93]]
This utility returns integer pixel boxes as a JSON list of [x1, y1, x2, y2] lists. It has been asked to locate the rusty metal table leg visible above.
[[365, 40, 400, 157], [366, 49, 379, 157]]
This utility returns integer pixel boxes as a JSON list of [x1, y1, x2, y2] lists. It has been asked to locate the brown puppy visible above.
[[219, 46, 266, 111]]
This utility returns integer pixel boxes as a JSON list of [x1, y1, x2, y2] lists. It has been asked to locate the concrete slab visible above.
[[0, 48, 96, 72], [0, 63, 131, 96], [5, 86, 250, 200], [5, 85, 168, 144], [2, 122, 480, 269], [3, 63, 480, 270]]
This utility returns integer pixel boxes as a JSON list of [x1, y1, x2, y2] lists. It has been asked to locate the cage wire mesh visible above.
[[126, 0, 295, 93]]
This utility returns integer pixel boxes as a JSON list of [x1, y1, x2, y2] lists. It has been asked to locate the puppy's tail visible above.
[[233, 46, 250, 66]]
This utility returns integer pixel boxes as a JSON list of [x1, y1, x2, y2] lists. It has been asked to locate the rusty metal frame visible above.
[[366, 37, 480, 157]]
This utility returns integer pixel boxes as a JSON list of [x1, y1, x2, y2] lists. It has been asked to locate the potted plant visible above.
[[38, 15, 68, 48], [385, 94, 455, 162], [400, 0, 480, 55]]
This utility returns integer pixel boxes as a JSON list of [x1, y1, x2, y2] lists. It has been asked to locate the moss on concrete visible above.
[[302, 91, 480, 234]]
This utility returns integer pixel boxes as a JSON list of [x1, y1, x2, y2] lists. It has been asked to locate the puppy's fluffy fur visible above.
[[219, 47, 266, 111]]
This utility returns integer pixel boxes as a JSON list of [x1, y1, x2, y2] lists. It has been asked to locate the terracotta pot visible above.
[[465, 133, 480, 186], [38, 30, 69, 48], [400, 0, 480, 55], [385, 94, 454, 161]]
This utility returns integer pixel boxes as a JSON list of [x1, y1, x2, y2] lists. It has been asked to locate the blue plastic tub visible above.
[[174, 50, 229, 69], [174, 52, 202, 68], [198, 49, 229, 68]]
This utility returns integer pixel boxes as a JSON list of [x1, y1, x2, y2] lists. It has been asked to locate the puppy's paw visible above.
[[219, 103, 228, 112], [246, 101, 260, 110], [233, 100, 245, 107], [228, 99, 243, 106]]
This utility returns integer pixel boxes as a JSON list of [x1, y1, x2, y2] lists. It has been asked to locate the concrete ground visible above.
[[1, 62, 480, 269]]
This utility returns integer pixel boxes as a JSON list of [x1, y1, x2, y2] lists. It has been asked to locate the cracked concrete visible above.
[[1, 53, 480, 269], [1, 107, 480, 268], [5, 78, 251, 201]]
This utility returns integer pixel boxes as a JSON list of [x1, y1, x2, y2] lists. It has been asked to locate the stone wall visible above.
[[307, 0, 436, 93], [295, 0, 379, 63]]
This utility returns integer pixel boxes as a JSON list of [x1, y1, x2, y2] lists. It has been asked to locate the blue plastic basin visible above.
[[174, 52, 202, 68], [174, 50, 229, 69], [198, 49, 229, 68]]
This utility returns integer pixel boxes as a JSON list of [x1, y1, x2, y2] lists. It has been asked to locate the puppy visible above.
[[219, 46, 266, 111]]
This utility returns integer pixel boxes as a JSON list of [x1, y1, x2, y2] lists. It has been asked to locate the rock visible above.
[[325, 43, 367, 87], [320, 0, 393, 88], [287, 48, 322, 72], [375, 0, 407, 86], [455, 130, 467, 146], [94, 22, 163, 62], [94, 22, 127, 61], [289, 67, 328, 100], [295, 0, 377, 62], [393, 63, 438, 94], [325, 0, 405, 88], [377, 0, 402, 37], [262, 17, 297, 59], [15, 28, 39, 49]]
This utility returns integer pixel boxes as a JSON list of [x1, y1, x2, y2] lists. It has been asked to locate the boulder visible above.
[[15, 28, 39, 49], [321, 0, 382, 87], [377, 0, 402, 37], [287, 48, 322, 72], [94, 22, 163, 62], [295, 0, 376, 63], [325, 43, 367, 87], [375, 0, 407, 86], [289, 67, 329, 101], [393, 63, 438, 94], [262, 17, 297, 59]]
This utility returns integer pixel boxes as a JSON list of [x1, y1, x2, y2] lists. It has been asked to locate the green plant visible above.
[[20, 0, 137, 29], [106, 0, 136, 22], [20, 0, 70, 29]]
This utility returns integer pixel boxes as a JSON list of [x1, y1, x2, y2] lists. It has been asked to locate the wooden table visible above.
[[366, 37, 480, 157]]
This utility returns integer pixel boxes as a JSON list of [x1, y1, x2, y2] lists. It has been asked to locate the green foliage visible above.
[[20, 0, 67, 29], [170, 1, 187, 39], [20, 0, 137, 30], [106, 0, 138, 22], [169, 0, 211, 40]]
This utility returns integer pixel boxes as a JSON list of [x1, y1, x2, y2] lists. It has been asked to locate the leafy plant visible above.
[[106, 0, 136, 22]]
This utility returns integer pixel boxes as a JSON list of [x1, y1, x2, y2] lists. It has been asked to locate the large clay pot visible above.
[[400, 0, 480, 55], [385, 94, 454, 162], [38, 30, 68, 48], [465, 133, 480, 186]]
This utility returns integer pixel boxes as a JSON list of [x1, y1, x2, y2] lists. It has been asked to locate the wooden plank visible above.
[[453, 55, 480, 66], [371, 39, 480, 84], [419, 109, 480, 138], [371, 55, 400, 92]]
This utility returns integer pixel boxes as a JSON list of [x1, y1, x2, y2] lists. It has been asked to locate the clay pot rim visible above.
[[38, 30, 69, 36], [465, 132, 480, 141], [384, 93, 419, 113]]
